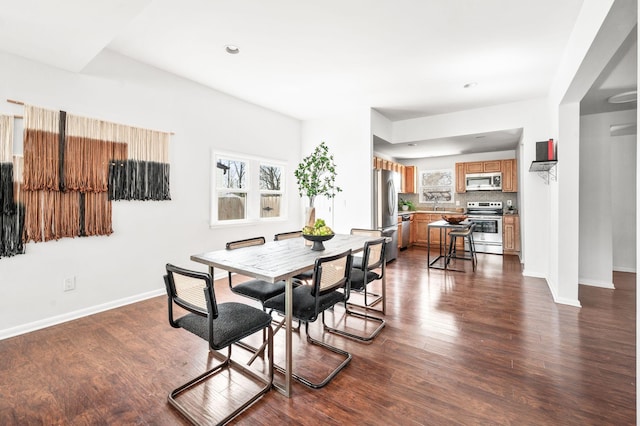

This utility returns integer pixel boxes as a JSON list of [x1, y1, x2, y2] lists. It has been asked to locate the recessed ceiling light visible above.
[[607, 90, 636, 104], [475, 135, 485, 139], [225, 45, 240, 54], [407, 143, 417, 147], [464, 82, 478, 89]]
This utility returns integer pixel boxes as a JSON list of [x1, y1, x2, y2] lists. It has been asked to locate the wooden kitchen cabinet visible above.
[[483, 160, 502, 172], [413, 213, 431, 246], [465, 160, 501, 174], [455, 162, 466, 193], [503, 214, 520, 255], [403, 166, 416, 193], [501, 159, 518, 192], [373, 157, 415, 193], [465, 162, 484, 173], [455, 159, 518, 193], [412, 213, 463, 251]]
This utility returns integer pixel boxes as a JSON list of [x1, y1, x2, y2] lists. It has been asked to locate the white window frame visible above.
[[210, 150, 287, 227]]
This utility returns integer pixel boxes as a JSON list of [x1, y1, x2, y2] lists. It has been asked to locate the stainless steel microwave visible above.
[[465, 172, 502, 191]]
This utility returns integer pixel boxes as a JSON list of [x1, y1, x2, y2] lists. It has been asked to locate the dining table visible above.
[[427, 219, 472, 271], [190, 233, 374, 397]]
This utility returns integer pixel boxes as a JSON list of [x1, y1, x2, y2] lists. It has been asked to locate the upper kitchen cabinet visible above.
[[455, 158, 517, 193], [465, 160, 501, 173], [455, 162, 466, 193], [403, 166, 416, 193], [373, 156, 416, 193], [501, 159, 517, 192]]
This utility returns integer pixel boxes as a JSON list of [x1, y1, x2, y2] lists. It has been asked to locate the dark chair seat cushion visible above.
[[349, 269, 381, 290], [176, 302, 272, 349], [264, 285, 345, 322], [232, 279, 286, 302]]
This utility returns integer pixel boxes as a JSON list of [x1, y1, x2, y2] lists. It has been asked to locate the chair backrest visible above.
[[274, 231, 302, 241], [350, 228, 382, 237], [449, 223, 475, 237], [361, 238, 386, 272], [226, 236, 266, 250], [164, 263, 217, 320], [312, 249, 352, 297]]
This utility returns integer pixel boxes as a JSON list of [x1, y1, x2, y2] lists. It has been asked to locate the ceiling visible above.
[[374, 128, 523, 159], [1, 0, 585, 123], [0, 1, 634, 159]]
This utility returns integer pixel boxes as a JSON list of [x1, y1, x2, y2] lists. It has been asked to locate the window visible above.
[[259, 164, 283, 218], [211, 151, 286, 226], [216, 157, 247, 221]]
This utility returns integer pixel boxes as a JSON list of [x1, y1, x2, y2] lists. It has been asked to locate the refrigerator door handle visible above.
[[387, 179, 396, 216]]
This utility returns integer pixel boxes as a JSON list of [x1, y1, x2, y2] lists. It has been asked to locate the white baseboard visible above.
[[0, 288, 165, 341], [613, 266, 637, 273], [548, 283, 582, 307], [579, 278, 615, 289], [534, 275, 582, 308], [522, 269, 546, 278]]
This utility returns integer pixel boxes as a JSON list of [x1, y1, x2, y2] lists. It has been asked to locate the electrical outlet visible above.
[[507, 200, 513, 207], [455, 200, 460, 206], [63, 276, 76, 292]]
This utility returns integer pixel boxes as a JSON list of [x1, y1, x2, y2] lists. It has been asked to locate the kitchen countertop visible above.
[[399, 209, 465, 215], [400, 209, 519, 216]]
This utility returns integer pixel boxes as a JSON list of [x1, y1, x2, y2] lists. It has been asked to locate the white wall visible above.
[[609, 113, 637, 273], [301, 109, 373, 234], [371, 109, 393, 145], [579, 111, 613, 287], [0, 50, 302, 338], [580, 109, 637, 286], [547, 0, 637, 306], [391, 99, 552, 277]]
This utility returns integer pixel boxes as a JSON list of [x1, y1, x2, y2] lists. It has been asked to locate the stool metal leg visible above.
[[468, 233, 477, 271]]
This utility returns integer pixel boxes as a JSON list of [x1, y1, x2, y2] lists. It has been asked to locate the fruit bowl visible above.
[[442, 214, 468, 225], [302, 233, 335, 251]]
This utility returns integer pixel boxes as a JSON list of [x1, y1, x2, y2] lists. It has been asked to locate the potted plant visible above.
[[294, 142, 342, 226], [399, 198, 415, 211]]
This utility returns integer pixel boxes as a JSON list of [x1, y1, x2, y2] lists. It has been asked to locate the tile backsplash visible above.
[[399, 191, 518, 210]]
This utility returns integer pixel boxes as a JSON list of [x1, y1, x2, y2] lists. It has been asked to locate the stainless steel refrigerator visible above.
[[373, 169, 399, 261]]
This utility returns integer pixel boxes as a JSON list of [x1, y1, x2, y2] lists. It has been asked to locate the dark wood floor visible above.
[[0, 247, 635, 425]]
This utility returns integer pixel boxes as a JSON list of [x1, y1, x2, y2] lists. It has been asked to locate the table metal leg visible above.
[[381, 273, 386, 315], [441, 227, 447, 271], [427, 226, 431, 266], [284, 277, 292, 397]]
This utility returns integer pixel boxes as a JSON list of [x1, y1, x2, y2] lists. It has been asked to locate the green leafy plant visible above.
[[399, 198, 415, 210], [294, 142, 342, 207]]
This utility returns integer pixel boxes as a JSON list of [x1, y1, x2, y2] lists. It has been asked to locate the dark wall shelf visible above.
[[529, 160, 557, 184], [529, 160, 557, 172]]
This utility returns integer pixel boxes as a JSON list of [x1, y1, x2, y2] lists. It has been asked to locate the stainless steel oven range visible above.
[[466, 201, 503, 254]]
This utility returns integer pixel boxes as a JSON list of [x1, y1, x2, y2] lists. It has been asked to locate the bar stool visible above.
[[446, 224, 477, 271]]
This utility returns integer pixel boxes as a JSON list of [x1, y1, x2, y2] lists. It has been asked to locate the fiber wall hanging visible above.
[[0, 115, 25, 258], [3, 101, 171, 256]]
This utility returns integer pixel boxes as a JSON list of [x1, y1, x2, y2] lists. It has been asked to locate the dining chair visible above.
[[349, 228, 383, 270], [163, 263, 273, 425], [263, 249, 353, 389], [325, 237, 387, 342], [274, 230, 302, 240], [446, 223, 478, 271], [226, 236, 288, 309]]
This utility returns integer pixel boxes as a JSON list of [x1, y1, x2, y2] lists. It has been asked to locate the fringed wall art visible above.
[[0, 115, 25, 258], [108, 126, 171, 201], [3, 100, 171, 257]]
